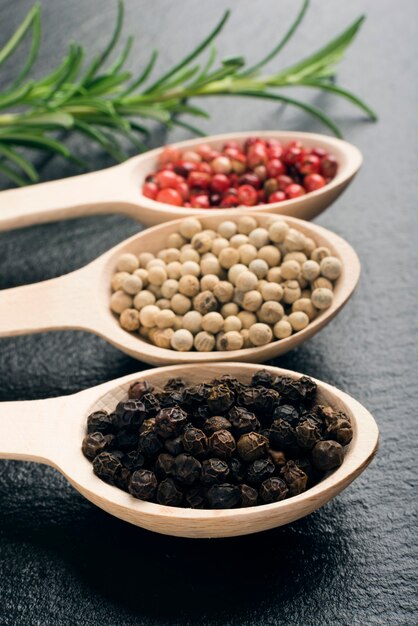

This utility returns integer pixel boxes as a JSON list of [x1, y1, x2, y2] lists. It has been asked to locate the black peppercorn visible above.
[[185, 485, 207, 509], [269, 418, 298, 450], [239, 484, 258, 507], [82, 432, 114, 460], [182, 384, 210, 408], [237, 432, 268, 462], [251, 369, 274, 388], [164, 436, 184, 456], [201, 458, 230, 485], [259, 477, 289, 503], [208, 429, 236, 459], [115, 399, 146, 430], [128, 380, 151, 400], [154, 453, 175, 478], [157, 390, 184, 408], [204, 415, 232, 435], [207, 384, 235, 414], [206, 483, 241, 509], [155, 406, 187, 438], [121, 449, 145, 471], [93, 451, 124, 485], [280, 461, 308, 496], [268, 449, 287, 468], [164, 377, 186, 392], [228, 406, 260, 436], [229, 457, 246, 483], [138, 429, 163, 458], [182, 427, 208, 456], [273, 404, 300, 425], [324, 412, 353, 446], [312, 440, 344, 471], [129, 469, 158, 500], [157, 478, 183, 506], [246, 459, 275, 485], [141, 392, 161, 416], [112, 428, 138, 452], [173, 454, 202, 486], [87, 410, 115, 435], [295, 418, 322, 449]]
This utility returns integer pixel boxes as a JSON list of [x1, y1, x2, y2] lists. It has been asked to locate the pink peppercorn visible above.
[[156, 188, 183, 206]]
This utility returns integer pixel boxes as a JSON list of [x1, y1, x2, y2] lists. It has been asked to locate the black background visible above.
[[0, 1, 417, 624]]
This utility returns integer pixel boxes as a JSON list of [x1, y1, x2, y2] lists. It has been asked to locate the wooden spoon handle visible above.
[[0, 267, 98, 337], [0, 396, 62, 463], [0, 162, 137, 231]]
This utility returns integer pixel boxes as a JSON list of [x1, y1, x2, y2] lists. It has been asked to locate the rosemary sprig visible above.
[[0, 0, 376, 186]]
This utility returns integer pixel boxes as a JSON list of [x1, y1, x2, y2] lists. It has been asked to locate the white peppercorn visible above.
[[200, 256, 221, 276], [237, 215, 258, 234], [171, 329, 194, 351], [178, 275, 200, 297], [297, 275, 309, 289], [147, 265, 167, 287], [194, 331, 216, 352], [211, 237, 229, 256], [228, 263, 247, 285], [268, 220, 289, 243], [193, 290, 218, 314], [273, 319, 292, 339], [154, 309, 176, 329], [249, 323, 273, 346], [288, 311, 310, 331], [192, 231, 212, 254], [292, 298, 318, 321], [182, 311, 203, 334], [161, 279, 179, 299], [133, 290, 156, 310], [302, 260, 321, 281], [116, 253, 139, 273], [119, 308, 140, 331], [166, 261, 182, 279], [282, 280, 302, 304], [147, 284, 163, 298], [202, 312, 224, 334], [258, 301, 284, 324], [171, 293, 192, 315], [236, 270, 258, 292], [122, 274, 143, 295], [280, 260, 300, 280], [172, 315, 184, 330], [139, 304, 160, 328], [284, 229, 307, 252], [260, 282, 284, 302], [313, 277, 334, 291], [311, 288, 333, 310], [215, 332, 226, 351], [180, 261, 200, 277], [139, 326, 151, 339], [248, 258, 269, 279], [242, 290, 263, 312], [134, 268, 149, 287], [311, 246, 331, 263], [258, 245, 281, 267], [301, 289, 312, 299], [320, 256, 342, 280], [267, 267, 283, 283], [238, 311, 257, 329], [240, 328, 252, 348], [147, 258, 166, 269], [138, 252, 155, 268], [213, 281, 234, 303], [179, 218, 202, 240], [156, 298, 171, 310], [111, 271, 130, 292], [221, 303, 239, 318], [217, 220, 237, 239], [180, 248, 200, 264], [219, 246, 240, 269], [217, 331, 244, 351], [167, 232, 186, 249], [110, 290, 133, 314], [238, 243, 258, 265], [152, 327, 174, 349], [303, 237, 316, 257], [284, 251, 307, 265], [248, 227, 269, 249], [200, 274, 219, 291], [230, 234, 249, 248], [223, 315, 242, 332], [233, 289, 245, 307]]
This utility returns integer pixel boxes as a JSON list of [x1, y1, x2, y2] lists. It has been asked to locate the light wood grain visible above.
[[0, 213, 360, 365], [0, 363, 379, 538], [0, 131, 362, 231]]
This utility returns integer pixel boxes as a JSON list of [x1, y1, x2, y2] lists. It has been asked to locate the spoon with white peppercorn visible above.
[[0, 362, 378, 538], [0, 130, 362, 231], [0, 212, 360, 366]]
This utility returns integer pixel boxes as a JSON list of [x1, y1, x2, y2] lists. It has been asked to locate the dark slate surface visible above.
[[0, 1, 417, 624]]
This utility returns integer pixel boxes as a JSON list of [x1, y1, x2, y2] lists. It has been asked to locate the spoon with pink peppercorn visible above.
[[0, 131, 362, 231], [0, 362, 378, 538]]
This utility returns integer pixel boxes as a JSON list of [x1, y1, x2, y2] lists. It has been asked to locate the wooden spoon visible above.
[[0, 363, 378, 538], [0, 212, 360, 366], [0, 131, 362, 231]]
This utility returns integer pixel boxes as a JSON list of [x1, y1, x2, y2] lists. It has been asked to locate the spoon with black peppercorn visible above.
[[0, 363, 378, 538], [0, 212, 360, 366], [0, 131, 362, 231]]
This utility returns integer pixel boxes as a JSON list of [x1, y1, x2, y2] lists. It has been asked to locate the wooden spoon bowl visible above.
[[0, 363, 378, 538], [0, 131, 362, 231], [0, 212, 360, 366]]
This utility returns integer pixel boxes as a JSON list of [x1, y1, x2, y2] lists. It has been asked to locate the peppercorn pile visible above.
[[82, 370, 353, 509], [142, 137, 338, 208], [110, 216, 342, 351]]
